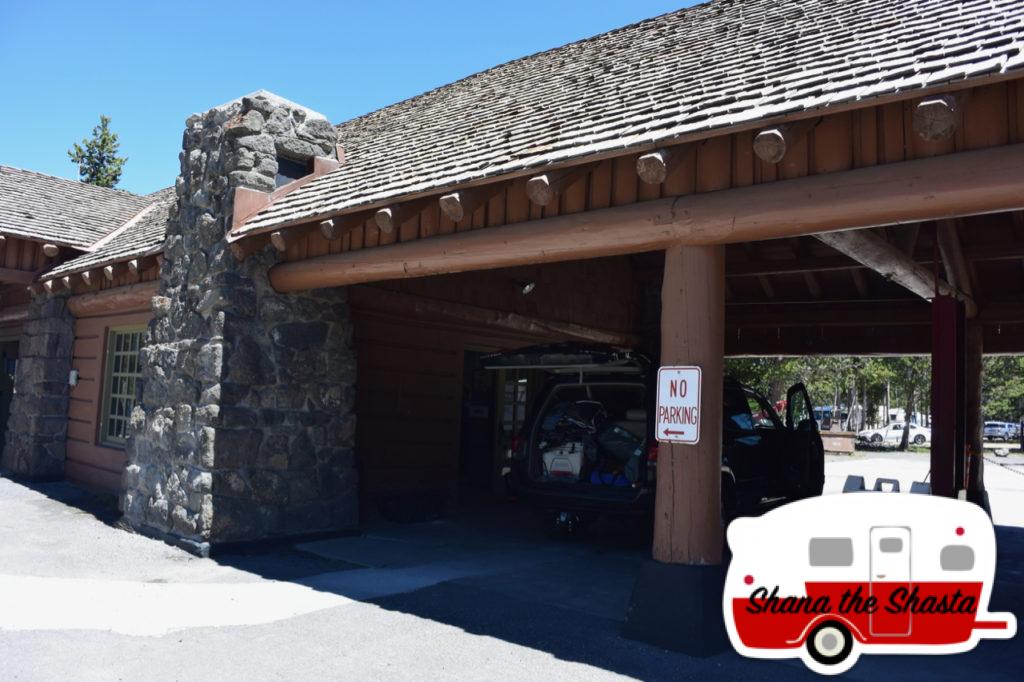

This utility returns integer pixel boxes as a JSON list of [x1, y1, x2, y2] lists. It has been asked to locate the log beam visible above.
[[42, 243, 59, 258], [525, 164, 594, 206], [270, 225, 313, 253], [935, 219, 975, 301], [319, 213, 368, 241], [913, 94, 959, 141], [127, 256, 157, 276], [815, 229, 978, 317], [229, 234, 269, 261], [269, 144, 1024, 292], [636, 146, 690, 185], [438, 186, 501, 223], [103, 263, 123, 281], [752, 118, 820, 163], [375, 199, 430, 234], [348, 286, 638, 347], [67, 281, 159, 318]]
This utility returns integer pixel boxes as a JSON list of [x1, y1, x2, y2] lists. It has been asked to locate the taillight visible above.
[[510, 433, 525, 460], [646, 442, 659, 466], [646, 442, 658, 482]]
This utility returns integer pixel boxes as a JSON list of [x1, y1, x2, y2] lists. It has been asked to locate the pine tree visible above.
[[67, 115, 127, 188]]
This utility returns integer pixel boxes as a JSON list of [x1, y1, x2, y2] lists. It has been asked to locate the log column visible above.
[[624, 244, 726, 654], [965, 320, 988, 511], [930, 295, 965, 498], [653, 244, 724, 564]]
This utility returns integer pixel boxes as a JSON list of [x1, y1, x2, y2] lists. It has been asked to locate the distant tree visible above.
[[67, 115, 127, 188], [982, 356, 1024, 422]]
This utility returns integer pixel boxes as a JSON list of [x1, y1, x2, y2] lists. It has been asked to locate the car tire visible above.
[[913, 435, 926, 445], [806, 621, 854, 667], [870, 433, 883, 444]]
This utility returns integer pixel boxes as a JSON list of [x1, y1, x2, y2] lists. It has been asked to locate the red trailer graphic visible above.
[[724, 494, 1016, 675]]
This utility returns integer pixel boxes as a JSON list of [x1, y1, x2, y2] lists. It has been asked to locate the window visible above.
[[275, 156, 310, 187], [745, 390, 780, 429], [724, 390, 754, 431], [809, 537, 854, 567], [940, 545, 975, 571], [879, 537, 904, 553], [101, 327, 145, 446]]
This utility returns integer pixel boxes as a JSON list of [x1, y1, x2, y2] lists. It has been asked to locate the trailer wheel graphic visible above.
[[806, 621, 854, 666]]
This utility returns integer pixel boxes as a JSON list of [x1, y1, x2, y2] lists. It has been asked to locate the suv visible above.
[[482, 344, 824, 528], [984, 421, 1016, 441]]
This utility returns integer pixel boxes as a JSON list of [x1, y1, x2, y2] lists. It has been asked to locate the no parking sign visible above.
[[656, 366, 702, 444]]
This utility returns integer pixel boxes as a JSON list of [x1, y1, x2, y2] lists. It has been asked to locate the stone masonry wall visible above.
[[122, 92, 357, 552], [1, 293, 74, 479]]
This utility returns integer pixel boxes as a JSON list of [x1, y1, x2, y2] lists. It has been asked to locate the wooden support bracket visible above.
[[913, 94, 960, 142], [526, 164, 595, 206], [375, 199, 431, 234], [320, 213, 369, 241], [439, 185, 503, 223], [636, 146, 691, 185], [753, 118, 820, 164]]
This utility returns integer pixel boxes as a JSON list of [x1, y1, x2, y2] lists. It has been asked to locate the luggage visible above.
[[542, 441, 584, 480]]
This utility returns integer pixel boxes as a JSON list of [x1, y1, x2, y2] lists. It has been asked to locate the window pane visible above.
[[103, 328, 145, 446], [940, 545, 974, 571], [879, 537, 904, 553], [809, 538, 854, 566]]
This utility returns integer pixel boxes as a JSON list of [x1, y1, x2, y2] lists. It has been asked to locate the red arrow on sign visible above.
[[663, 429, 688, 436]]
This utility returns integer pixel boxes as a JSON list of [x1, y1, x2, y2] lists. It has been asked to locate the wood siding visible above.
[[350, 258, 636, 511], [66, 308, 151, 494], [280, 81, 1024, 264]]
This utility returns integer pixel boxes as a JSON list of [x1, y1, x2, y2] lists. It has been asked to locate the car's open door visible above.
[[784, 382, 825, 498]]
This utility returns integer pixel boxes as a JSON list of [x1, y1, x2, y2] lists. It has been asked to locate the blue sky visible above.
[[0, 0, 695, 194]]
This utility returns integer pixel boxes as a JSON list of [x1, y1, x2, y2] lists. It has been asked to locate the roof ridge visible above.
[[86, 201, 160, 253]]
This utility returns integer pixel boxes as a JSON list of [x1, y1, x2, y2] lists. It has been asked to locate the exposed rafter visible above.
[[815, 228, 977, 317]]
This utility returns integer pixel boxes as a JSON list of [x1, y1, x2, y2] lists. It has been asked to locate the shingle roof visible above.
[[41, 187, 174, 280], [0, 165, 152, 249], [239, 0, 1024, 234]]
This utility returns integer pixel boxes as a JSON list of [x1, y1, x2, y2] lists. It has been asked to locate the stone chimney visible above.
[[122, 91, 357, 555]]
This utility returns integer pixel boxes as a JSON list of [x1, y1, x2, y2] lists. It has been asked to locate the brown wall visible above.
[[350, 257, 636, 510], [66, 308, 151, 494]]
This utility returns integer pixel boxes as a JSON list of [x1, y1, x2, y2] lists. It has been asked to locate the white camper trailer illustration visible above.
[[724, 494, 1016, 675]]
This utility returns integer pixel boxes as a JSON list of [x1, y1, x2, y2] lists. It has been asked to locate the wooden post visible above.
[[625, 243, 727, 655], [931, 295, 965, 498], [653, 244, 724, 565], [965, 320, 986, 506]]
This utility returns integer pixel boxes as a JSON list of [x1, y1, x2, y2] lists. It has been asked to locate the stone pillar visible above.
[[122, 91, 357, 554], [1, 293, 74, 479]]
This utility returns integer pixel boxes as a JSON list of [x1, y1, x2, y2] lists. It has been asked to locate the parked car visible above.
[[857, 422, 931, 446], [983, 421, 1019, 441], [482, 344, 824, 530]]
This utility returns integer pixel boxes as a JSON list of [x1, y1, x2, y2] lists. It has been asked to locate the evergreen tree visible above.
[[67, 115, 127, 188]]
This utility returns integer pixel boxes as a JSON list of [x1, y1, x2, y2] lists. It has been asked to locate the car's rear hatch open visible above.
[[483, 344, 652, 500]]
